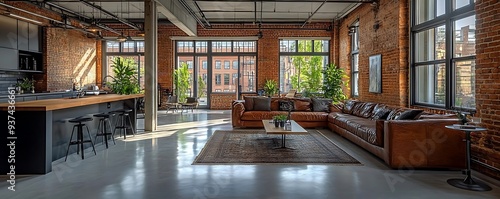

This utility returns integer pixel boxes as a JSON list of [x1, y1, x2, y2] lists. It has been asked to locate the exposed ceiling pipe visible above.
[[194, 0, 373, 2], [44, 2, 121, 35], [193, 0, 211, 27], [0, 1, 64, 24], [300, 0, 327, 28], [178, 0, 207, 28], [79, 0, 141, 30]]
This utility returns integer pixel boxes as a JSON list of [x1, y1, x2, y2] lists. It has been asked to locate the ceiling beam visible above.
[[79, 0, 142, 30], [193, 0, 373, 2], [300, 0, 327, 28], [156, 0, 198, 36]]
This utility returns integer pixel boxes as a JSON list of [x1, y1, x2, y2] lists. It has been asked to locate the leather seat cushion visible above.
[[241, 111, 288, 121], [290, 112, 328, 122]]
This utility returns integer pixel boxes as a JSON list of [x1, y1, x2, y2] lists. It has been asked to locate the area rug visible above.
[[193, 130, 361, 165]]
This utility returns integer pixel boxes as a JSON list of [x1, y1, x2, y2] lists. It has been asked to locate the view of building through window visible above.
[[412, 1, 475, 109], [104, 41, 145, 90], [279, 39, 329, 94]]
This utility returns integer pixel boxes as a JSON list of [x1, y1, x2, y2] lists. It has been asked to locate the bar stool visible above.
[[112, 109, 136, 139], [65, 117, 96, 161], [94, 113, 116, 149]]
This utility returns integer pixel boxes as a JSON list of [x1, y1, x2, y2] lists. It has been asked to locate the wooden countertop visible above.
[[0, 94, 144, 111]]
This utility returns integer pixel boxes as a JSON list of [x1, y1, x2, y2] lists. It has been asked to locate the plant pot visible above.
[[279, 121, 285, 127], [274, 119, 279, 127]]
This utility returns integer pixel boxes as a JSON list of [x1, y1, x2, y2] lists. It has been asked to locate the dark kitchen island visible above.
[[0, 93, 143, 174]]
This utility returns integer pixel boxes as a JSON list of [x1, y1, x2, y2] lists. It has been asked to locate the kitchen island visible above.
[[0, 93, 144, 174]]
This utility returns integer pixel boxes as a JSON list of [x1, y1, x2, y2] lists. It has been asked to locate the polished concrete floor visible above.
[[1, 110, 500, 199]]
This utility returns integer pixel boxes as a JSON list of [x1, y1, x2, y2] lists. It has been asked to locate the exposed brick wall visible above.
[[473, 0, 500, 180], [338, 0, 409, 107], [45, 28, 97, 91], [210, 93, 238, 109]]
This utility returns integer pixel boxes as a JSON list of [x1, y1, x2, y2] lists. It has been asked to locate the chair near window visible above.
[[180, 97, 199, 113], [284, 89, 297, 98], [165, 95, 180, 113]]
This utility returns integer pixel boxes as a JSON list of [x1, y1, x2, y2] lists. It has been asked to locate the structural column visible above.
[[144, 0, 157, 131]]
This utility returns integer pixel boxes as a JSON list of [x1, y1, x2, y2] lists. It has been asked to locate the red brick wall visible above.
[[210, 93, 238, 109], [45, 28, 97, 91], [338, 0, 409, 107], [473, 0, 500, 180]]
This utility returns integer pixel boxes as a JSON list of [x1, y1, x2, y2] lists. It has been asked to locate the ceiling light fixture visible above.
[[86, 21, 100, 32], [116, 33, 127, 42], [9, 13, 42, 24]]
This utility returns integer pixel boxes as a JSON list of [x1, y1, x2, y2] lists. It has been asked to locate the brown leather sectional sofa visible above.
[[232, 98, 466, 169]]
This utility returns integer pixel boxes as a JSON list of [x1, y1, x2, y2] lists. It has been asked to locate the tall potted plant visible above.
[[322, 64, 349, 103], [263, 79, 278, 97], [108, 57, 140, 95], [174, 63, 190, 103]]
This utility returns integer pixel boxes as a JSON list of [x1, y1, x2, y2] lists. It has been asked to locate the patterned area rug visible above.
[[193, 130, 361, 165]]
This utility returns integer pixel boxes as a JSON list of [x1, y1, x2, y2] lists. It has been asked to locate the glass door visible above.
[[196, 56, 208, 108], [239, 56, 257, 94]]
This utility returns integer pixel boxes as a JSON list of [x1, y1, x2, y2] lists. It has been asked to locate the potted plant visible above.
[[16, 77, 34, 94], [322, 64, 349, 103], [264, 79, 278, 97], [272, 114, 288, 127], [108, 57, 141, 95]]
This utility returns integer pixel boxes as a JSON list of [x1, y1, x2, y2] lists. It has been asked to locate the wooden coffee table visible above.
[[262, 120, 308, 149]]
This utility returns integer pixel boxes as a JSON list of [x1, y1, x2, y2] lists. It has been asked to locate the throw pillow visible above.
[[372, 105, 392, 120], [253, 97, 271, 111], [243, 96, 256, 111], [386, 108, 404, 120], [311, 98, 333, 112], [343, 99, 358, 114], [279, 100, 295, 111], [397, 109, 425, 120]]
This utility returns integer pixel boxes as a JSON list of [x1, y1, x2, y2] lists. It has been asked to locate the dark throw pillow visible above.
[[397, 109, 425, 120], [279, 100, 295, 111], [253, 97, 271, 111], [386, 109, 404, 120], [372, 105, 392, 120], [311, 98, 333, 112], [243, 96, 256, 111], [343, 100, 358, 114]]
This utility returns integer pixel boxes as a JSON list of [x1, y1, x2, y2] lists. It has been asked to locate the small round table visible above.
[[445, 125, 492, 191]]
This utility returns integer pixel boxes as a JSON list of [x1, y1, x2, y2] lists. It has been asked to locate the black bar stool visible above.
[[112, 109, 136, 139], [94, 113, 115, 149], [65, 117, 96, 161]]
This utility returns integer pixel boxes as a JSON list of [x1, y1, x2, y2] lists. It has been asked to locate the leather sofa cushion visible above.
[[371, 104, 392, 120], [387, 108, 405, 120], [293, 98, 312, 112], [270, 98, 281, 111], [241, 111, 288, 121], [311, 98, 333, 112], [328, 112, 382, 146], [352, 102, 376, 118], [253, 97, 271, 111], [290, 112, 328, 122], [397, 109, 424, 120], [342, 99, 358, 114]]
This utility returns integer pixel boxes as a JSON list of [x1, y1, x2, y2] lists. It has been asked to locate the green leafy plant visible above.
[[263, 79, 278, 97], [174, 63, 190, 103], [322, 63, 349, 103], [197, 75, 206, 98], [108, 57, 140, 95], [272, 114, 288, 121], [16, 77, 34, 92]]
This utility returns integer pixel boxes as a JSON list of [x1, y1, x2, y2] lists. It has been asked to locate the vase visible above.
[[279, 121, 285, 127], [274, 119, 279, 127]]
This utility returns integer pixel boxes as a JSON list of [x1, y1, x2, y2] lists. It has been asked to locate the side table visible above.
[[445, 125, 492, 191]]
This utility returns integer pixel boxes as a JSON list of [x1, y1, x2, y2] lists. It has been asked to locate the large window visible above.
[[412, 0, 476, 109], [279, 39, 329, 93], [350, 22, 359, 97], [176, 40, 257, 96], [104, 41, 145, 90]]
